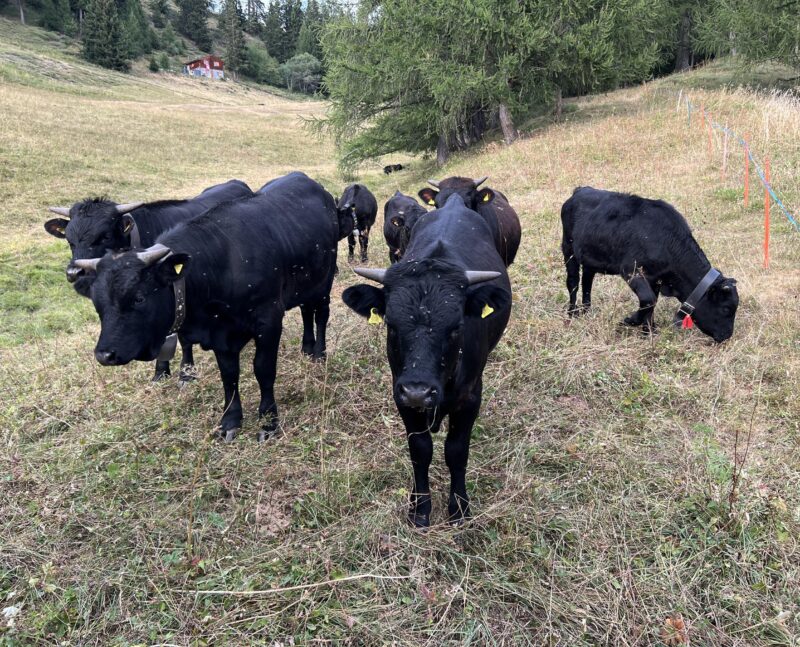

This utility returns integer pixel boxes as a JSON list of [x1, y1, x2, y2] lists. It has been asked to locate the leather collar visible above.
[[678, 268, 720, 317]]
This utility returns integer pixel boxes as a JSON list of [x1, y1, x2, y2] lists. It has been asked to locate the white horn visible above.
[[48, 206, 71, 217], [473, 176, 489, 188], [115, 202, 144, 215], [136, 243, 171, 266], [427, 179, 441, 188], [353, 267, 387, 284], [465, 270, 500, 285], [73, 257, 101, 272]]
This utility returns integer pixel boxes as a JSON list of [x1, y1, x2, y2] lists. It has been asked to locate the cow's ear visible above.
[[476, 188, 495, 204], [156, 253, 191, 284], [342, 284, 385, 318], [121, 214, 135, 235], [465, 284, 510, 318], [44, 218, 69, 239], [418, 188, 438, 207]]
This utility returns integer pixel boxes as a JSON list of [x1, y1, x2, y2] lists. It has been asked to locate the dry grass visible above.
[[1, 20, 800, 646]]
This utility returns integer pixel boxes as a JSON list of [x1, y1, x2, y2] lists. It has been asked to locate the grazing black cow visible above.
[[343, 194, 512, 528], [338, 183, 378, 263], [44, 179, 254, 381], [72, 172, 339, 442], [383, 164, 404, 174], [382, 191, 427, 263], [561, 186, 739, 342], [418, 176, 522, 266]]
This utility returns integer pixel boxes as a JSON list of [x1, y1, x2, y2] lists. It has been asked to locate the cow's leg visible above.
[[300, 305, 315, 356], [253, 313, 284, 441], [581, 268, 596, 312], [399, 408, 442, 528], [178, 340, 197, 384], [311, 295, 330, 360], [563, 241, 580, 316], [214, 349, 242, 442], [347, 232, 356, 262], [445, 392, 480, 525], [359, 228, 370, 262], [389, 249, 397, 264], [152, 359, 171, 382], [624, 274, 658, 333]]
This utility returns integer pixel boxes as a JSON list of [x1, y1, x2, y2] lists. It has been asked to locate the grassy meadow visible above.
[[1, 18, 800, 645]]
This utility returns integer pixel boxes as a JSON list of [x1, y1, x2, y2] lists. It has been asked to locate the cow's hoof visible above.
[[178, 365, 197, 385], [408, 512, 430, 529], [622, 315, 641, 327], [152, 371, 170, 382], [301, 343, 315, 357], [312, 351, 326, 363], [217, 428, 239, 443]]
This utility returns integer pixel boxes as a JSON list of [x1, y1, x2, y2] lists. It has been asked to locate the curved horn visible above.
[[136, 243, 171, 266], [48, 206, 71, 217], [73, 257, 101, 272], [115, 202, 144, 215], [427, 179, 440, 188], [353, 267, 387, 284], [473, 176, 489, 188], [465, 270, 501, 285]]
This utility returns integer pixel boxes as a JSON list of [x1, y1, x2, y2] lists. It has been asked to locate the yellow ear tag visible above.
[[482, 193, 491, 202], [427, 199, 436, 206], [481, 304, 494, 319], [57, 226, 65, 234], [174, 263, 184, 275], [368, 307, 383, 325]]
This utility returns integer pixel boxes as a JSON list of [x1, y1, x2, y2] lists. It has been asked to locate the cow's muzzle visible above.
[[396, 382, 439, 410], [95, 349, 120, 365]]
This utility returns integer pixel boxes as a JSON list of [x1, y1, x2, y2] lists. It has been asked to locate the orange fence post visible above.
[[764, 157, 771, 269], [744, 133, 750, 208]]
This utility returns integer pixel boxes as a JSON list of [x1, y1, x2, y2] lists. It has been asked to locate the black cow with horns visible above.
[[382, 191, 428, 263], [561, 186, 739, 342], [71, 172, 339, 442], [343, 193, 512, 528], [418, 176, 522, 267], [338, 183, 378, 263], [44, 179, 254, 381]]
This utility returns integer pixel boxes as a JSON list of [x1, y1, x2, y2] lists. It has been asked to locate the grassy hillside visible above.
[[1, 17, 799, 646]]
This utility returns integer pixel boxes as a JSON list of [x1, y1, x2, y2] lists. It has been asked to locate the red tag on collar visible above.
[[681, 314, 694, 329]]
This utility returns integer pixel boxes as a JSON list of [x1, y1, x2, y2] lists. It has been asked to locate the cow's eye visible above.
[[134, 293, 146, 306]]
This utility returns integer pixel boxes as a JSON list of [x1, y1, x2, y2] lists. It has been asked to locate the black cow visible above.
[[382, 191, 427, 263], [561, 186, 739, 342], [418, 176, 522, 266], [338, 183, 378, 263], [44, 179, 254, 381], [383, 164, 404, 174], [72, 172, 339, 442], [342, 194, 512, 528]]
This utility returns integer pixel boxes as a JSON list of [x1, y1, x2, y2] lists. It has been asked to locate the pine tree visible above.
[[243, 0, 264, 35], [279, 0, 303, 62], [177, 0, 211, 52], [82, 0, 129, 70], [296, 0, 322, 60], [125, 0, 153, 57], [262, 0, 282, 60], [40, 0, 75, 34], [151, 0, 168, 28], [222, 0, 245, 76]]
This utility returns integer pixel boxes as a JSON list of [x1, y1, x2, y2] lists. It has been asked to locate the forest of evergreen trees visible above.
[[2, 0, 796, 161]]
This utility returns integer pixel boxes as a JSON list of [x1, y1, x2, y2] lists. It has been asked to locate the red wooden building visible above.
[[183, 55, 225, 80]]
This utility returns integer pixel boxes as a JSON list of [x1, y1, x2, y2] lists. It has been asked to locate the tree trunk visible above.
[[436, 134, 449, 167], [18, 0, 25, 24], [498, 103, 518, 144], [674, 9, 692, 72], [554, 86, 563, 121], [729, 31, 737, 57]]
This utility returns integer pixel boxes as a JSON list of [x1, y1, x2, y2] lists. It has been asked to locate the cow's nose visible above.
[[66, 265, 83, 283], [397, 383, 437, 409], [95, 349, 117, 365]]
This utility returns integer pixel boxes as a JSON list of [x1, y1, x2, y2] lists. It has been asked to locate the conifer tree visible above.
[[262, 0, 282, 60], [177, 0, 211, 51], [222, 0, 245, 76], [40, 0, 74, 34], [82, 0, 129, 70]]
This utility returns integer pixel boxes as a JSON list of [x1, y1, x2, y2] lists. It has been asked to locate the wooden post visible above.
[[706, 118, 713, 157], [676, 89, 683, 112], [744, 133, 750, 208], [764, 157, 770, 269], [721, 126, 729, 179]]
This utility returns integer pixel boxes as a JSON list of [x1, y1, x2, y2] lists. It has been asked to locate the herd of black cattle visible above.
[[43, 172, 739, 527]]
